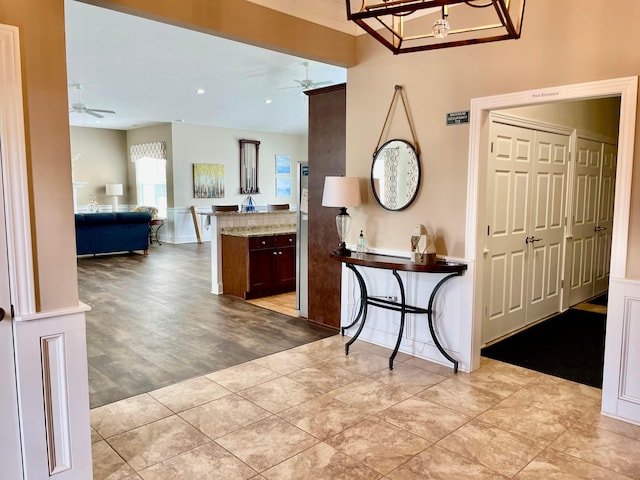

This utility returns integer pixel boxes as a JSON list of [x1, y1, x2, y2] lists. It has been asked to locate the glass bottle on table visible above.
[[357, 230, 366, 257]]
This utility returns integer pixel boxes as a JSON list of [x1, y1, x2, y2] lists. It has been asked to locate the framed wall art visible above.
[[275, 154, 291, 175], [193, 163, 224, 198]]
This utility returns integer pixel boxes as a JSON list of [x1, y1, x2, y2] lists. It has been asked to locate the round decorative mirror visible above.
[[371, 139, 420, 211]]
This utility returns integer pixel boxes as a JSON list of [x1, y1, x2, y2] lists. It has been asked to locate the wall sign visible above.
[[446, 111, 470, 125]]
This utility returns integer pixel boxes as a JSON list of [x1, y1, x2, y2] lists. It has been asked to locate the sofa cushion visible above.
[[78, 213, 118, 225], [116, 212, 152, 224]]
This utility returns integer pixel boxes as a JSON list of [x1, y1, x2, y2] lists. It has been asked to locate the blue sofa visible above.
[[75, 212, 152, 255]]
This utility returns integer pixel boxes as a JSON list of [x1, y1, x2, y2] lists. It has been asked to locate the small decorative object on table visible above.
[[88, 195, 98, 213], [356, 230, 367, 257], [411, 224, 436, 265]]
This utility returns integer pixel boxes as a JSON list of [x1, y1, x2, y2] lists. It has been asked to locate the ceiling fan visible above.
[[68, 83, 116, 118], [69, 102, 116, 118], [280, 62, 332, 91]]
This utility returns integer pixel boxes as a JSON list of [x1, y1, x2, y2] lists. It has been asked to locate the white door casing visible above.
[[483, 119, 569, 343], [0, 23, 93, 479], [466, 76, 639, 425]]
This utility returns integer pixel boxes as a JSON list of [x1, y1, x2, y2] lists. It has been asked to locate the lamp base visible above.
[[333, 242, 352, 257]]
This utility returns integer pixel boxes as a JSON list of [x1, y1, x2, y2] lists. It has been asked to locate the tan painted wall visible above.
[[345, 0, 640, 280], [70, 127, 129, 205], [1, 0, 78, 310], [497, 98, 621, 140]]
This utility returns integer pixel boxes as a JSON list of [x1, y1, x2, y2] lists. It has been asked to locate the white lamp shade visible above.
[[106, 183, 123, 196], [322, 176, 361, 208]]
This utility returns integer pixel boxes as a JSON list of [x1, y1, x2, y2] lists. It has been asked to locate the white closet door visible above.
[[594, 143, 617, 295], [526, 131, 569, 321], [483, 120, 570, 343], [483, 122, 534, 342], [569, 138, 602, 305]]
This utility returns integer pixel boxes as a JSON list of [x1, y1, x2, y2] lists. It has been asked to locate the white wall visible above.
[[171, 122, 306, 210]]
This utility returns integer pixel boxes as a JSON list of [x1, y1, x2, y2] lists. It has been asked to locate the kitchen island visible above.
[[221, 227, 296, 299], [201, 209, 296, 295]]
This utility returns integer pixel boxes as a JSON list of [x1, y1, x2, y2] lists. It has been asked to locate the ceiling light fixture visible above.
[[432, 5, 450, 38], [264, 99, 273, 104], [196, 88, 205, 94], [345, 0, 526, 54]]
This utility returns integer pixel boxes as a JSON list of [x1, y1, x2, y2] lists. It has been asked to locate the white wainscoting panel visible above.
[[169, 207, 212, 244], [602, 277, 640, 426], [621, 298, 640, 401], [340, 255, 473, 372], [14, 307, 93, 480], [41, 334, 72, 475]]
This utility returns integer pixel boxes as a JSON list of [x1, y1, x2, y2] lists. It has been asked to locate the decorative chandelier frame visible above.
[[346, 0, 526, 54]]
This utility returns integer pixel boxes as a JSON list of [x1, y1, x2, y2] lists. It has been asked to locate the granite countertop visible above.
[[221, 224, 296, 237], [205, 209, 293, 216]]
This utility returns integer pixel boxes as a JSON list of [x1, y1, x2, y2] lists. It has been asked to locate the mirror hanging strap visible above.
[[374, 85, 420, 157]]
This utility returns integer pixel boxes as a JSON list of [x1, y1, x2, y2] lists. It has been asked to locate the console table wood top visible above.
[[330, 252, 467, 274]]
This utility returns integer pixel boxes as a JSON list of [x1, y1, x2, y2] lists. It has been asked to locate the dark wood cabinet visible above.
[[222, 233, 296, 299]]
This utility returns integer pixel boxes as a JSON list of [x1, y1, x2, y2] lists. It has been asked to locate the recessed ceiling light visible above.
[[196, 88, 205, 95], [264, 99, 272, 104], [175, 119, 185, 123]]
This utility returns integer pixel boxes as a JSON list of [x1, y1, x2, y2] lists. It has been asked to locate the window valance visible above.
[[130, 141, 166, 162]]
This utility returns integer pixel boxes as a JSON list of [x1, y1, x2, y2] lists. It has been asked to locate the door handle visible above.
[[0, 307, 5, 322], [525, 236, 542, 244], [594, 226, 607, 232]]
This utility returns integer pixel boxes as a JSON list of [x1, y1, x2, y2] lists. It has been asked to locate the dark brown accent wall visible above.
[[305, 84, 346, 330]]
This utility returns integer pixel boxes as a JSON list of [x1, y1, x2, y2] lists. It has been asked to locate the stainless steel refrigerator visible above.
[[296, 162, 309, 317]]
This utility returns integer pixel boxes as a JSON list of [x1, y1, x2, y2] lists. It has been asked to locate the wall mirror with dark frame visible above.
[[371, 138, 420, 211], [239, 139, 260, 194]]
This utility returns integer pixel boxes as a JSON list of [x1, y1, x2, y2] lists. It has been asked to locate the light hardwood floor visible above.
[[247, 292, 298, 317], [78, 243, 335, 408]]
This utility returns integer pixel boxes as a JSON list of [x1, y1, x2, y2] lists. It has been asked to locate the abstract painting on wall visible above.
[[275, 154, 291, 175], [193, 163, 224, 198], [276, 176, 292, 197]]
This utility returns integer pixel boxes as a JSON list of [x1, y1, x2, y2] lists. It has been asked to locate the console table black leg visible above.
[[427, 273, 461, 372], [344, 263, 369, 356], [389, 269, 406, 370], [341, 297, 365, 336]]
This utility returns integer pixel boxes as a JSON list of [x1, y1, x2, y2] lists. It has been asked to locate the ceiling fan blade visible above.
[[85, 110, 104, 118], [88, 109, 116, 114], [311, 81, 332, 87], [277, 85, 305, 90]]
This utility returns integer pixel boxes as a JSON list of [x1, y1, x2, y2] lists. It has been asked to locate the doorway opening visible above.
[[481, 99, 620, 345], [465, 76, 637, 406]]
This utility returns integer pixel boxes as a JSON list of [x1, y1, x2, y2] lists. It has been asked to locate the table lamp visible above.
[[106, 183, 123, 212], [322, 176, 361, 256]]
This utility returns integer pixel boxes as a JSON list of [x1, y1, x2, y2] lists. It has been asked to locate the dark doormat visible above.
[[589, 293, 608, 306], [481, 309, 606, 388]]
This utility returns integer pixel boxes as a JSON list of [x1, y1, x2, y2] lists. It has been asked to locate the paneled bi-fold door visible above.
[[568, 138, 617, 306], [483, 120, 569, 343]]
